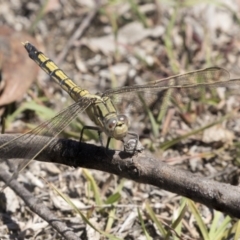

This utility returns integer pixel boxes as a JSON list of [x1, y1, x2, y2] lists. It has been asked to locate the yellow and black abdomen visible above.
[[23, 42, 89, 102]]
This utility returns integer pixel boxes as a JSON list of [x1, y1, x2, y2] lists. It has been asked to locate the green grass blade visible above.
[[7, 101, 56, 125], [164, 6, 179, 73], [105, 180, 124, 234], [105, 208, 116, 233], [213, 215, 231, 240], [83, 169, 103, 206], [128, 0, 148, 27], [137, 208, 152, 240], [145, 201, 167, 237], [233, 220, 240, 240], [105, 192, 121, 205], [50, 183, 122, 240], [29, 0, 49, 33], [171, 198, 188, 240], [187, 200, 209, 240], [160, 113, 233, 150], [157, 88, 173, 123], [138, 93, 159, 138], [209, 211, 222, 237]]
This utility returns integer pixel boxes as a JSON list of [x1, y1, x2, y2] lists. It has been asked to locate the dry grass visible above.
[[0, 0, 240, 239]]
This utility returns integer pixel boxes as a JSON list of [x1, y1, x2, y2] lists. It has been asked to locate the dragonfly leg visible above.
[[123, 132, 144, 153], [80, 126, 113, 151], [79, 125, 101, 143], [106, 137, 112, 151]]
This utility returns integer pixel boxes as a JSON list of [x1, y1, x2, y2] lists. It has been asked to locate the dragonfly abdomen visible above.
[[51, 71, 89, 102], [23, 42, 89, 102]]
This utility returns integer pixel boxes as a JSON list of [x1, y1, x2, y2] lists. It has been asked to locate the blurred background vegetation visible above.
[[1, 0, 240, 239]]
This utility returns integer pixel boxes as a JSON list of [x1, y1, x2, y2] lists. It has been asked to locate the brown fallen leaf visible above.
[[0, 26, 39, 106]]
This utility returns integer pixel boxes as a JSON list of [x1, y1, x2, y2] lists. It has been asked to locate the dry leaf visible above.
[[0, 26, 39, 106]]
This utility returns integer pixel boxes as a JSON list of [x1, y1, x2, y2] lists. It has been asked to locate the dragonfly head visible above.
[[104, 114, 129, 140]]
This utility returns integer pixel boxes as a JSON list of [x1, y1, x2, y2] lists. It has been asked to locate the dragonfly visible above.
[[0, 42, 237, 183]]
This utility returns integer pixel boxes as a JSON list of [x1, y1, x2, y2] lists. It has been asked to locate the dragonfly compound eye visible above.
[[107, 118, 117, 130], [117, 115, 129, 126]]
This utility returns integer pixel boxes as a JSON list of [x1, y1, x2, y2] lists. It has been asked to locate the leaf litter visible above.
[[0, 0, 240, 239]]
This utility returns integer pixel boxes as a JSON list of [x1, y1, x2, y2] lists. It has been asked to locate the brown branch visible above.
[[0, 134, 240, 219]]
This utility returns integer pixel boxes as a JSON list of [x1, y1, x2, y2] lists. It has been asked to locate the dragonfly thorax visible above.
[[103, 114, 129, 140], [85, 95, 129, 140]]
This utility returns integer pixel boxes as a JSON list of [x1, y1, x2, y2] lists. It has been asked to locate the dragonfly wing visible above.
[[0, 97, 93, 177], [103, 67, 233, 115]]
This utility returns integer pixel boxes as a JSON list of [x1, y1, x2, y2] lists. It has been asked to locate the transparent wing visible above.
[[103, 67, 235, 115], [0, 97, 93, 178]]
